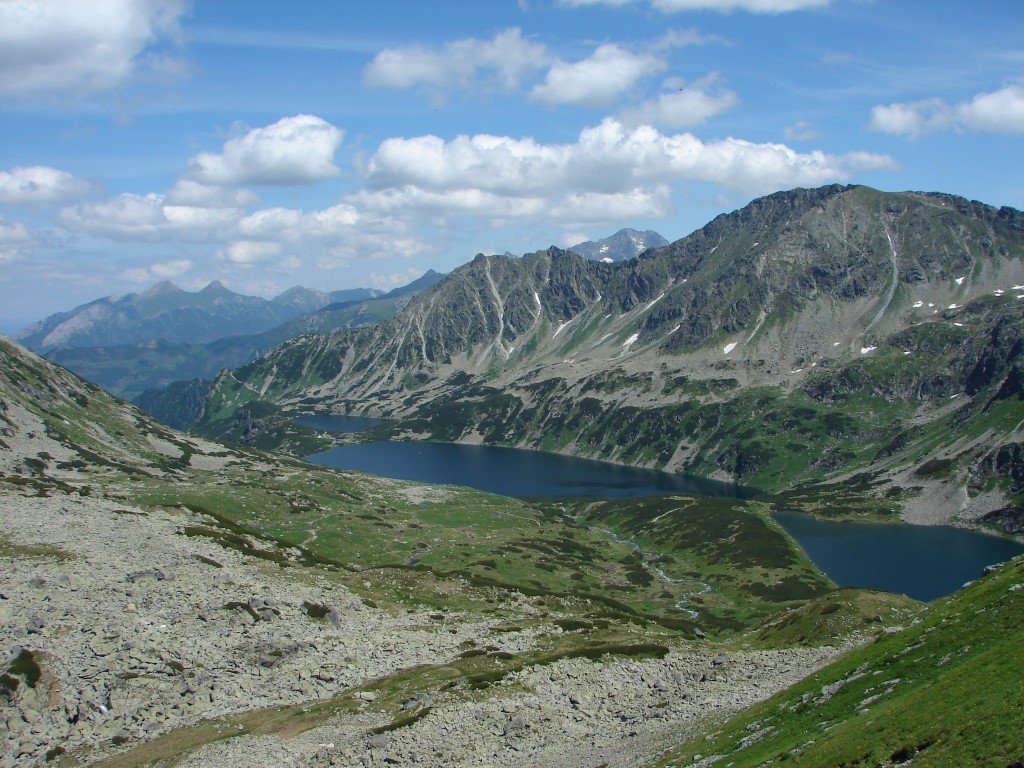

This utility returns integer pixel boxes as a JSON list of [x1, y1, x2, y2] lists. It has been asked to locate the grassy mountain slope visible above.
[[192, 185, 1024, 528], [0, 336, 832, 631], [654, 555, 1024, 768]]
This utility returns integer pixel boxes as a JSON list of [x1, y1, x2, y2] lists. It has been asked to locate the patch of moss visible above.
[[6, 649, 42, 689], [369, 706, 432, 734]]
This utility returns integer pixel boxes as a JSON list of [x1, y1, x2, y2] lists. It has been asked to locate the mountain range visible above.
[[12, 281, 385, 352], [2, 185, 1022, 765], [186, 184, 1024, 530], [11, 271, 443, 402]]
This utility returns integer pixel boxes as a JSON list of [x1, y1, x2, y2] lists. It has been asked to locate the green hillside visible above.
[[655, 556, 1024, 768]]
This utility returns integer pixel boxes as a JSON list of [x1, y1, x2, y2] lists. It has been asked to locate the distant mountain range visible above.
[[34, 271, 444, 402], [569, 228, 668, 263], [13, 281, 385, 351]]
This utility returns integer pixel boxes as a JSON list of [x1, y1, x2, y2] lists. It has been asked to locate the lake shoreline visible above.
[[301, 434, 1024, 602], [294, 411, 1023, 542]]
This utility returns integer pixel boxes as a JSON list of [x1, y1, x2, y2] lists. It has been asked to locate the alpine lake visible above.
[[298, 414, 1024, 602]]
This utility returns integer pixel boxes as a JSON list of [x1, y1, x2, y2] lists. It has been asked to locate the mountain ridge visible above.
[[13, 280, 387, 351], [189, 184, 1024, 529], [43, 270, 445, 401]]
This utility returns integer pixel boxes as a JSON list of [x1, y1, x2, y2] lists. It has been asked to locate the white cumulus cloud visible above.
[[531, 44, 665, 106], [186, 115, 343, 186], [869, 85, 1024, 137], [165, 179, 259, 207], [365, 118, 894, 202], [618, 80, 737, 128], [869, 99, 945, 137], [218, 240, 282, 266], [234, 203, 374, 243], [0, 166, 92, 205], [365, 28, 548, 91], [957, 85, 1024, 132], [55, 183, 428, 267], [548, 186, 672, 222], [353, 119, 892, 231], [0, 0, 189, 97], [59, 193, 242, 240]]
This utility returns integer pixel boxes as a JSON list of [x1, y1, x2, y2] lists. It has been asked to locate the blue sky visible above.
[[1, 0, 1022, 328]]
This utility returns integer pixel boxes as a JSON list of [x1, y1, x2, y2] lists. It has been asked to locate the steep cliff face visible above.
[[192, 185, 1024, 523]]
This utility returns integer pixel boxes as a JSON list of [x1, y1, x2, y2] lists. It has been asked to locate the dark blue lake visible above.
[[305, 439, 1024, 600], [295, 414, 391, 433], [307, 441, 753, 500]]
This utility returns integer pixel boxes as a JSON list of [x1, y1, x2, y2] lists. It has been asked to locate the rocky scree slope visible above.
[[193, 185, 1024, 527], [0, 336, 869, 767], [1, 349, 1008, 768]]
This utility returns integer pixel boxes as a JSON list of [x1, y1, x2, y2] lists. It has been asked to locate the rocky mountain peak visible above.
[[570, 227, 669, 263], [142, 280, 183, 296], [199, 280, 232, 295]]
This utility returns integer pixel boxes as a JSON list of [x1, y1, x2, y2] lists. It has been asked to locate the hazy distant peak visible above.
[[199, 280, 232, 294], [383, 269, 446, 299], [273, 285, 331, 302], [143, 280, 183, 296]]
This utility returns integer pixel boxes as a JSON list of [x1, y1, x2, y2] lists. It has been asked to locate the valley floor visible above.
[[1, 488, 845, 768]]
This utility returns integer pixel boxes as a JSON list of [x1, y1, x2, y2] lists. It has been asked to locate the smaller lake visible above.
[[307, 441, 754, 500], [773, 511, 1024, 601], [295, 414, 391, 433]]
